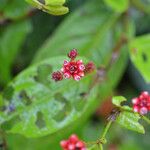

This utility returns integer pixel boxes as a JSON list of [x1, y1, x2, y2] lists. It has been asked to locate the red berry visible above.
[[68, 49, 78, 59], [141, 91, 149, 98], [133, 105, 139, 113], [132, 91, 150, 115], [73, 74, 81, 81], [61, 60, 85, 81], [64, 72, 71, 79], [140, 107, 148, 115], [132, 98, 139, 105], [60, 140, 68, 149], [69, 134, 79, 143], [68, 143, 75, 150], [60, 134, 86, 150], [76, 141, 85, 148], [84, 61, 95, 74], [52, 71, 63, 81], [53, 49, 95, 83]]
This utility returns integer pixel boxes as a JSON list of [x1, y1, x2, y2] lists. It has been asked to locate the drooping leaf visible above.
[[103, 0, 129, 13], [129, 34, 150, 83], [116, 106, 145, 134], [112, 96, 126, 107], [0, 20, 32, 84]]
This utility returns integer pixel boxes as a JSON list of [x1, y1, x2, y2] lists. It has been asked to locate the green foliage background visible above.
[[0, 0, 150, 149]]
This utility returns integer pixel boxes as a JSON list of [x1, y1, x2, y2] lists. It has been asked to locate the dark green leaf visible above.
[[0, 20, 32, 84]]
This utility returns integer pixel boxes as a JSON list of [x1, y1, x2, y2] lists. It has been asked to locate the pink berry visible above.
[[132, 98, 139, 105], [141, 91, 149, 98], [76, 141, 85, 148], [132, 91, 150, 115], [60, 140, 68, 148], [77, 60, 83, 65], [60, 134, 86, 150], [140, 107, 148, 115], [64, 60, 69, 66], [62, 59, 85, 81], [78, 72, 84, 77], [68, 49, 78, 59], [64, 72, 71, 79], [79, 64, 85, 71], [68, 143, 75, 150], [133, 105, 139, 113], [52, 71, 63, 82], [84, 61, 95, 74], [53, 49, 94, 83], [73, 75, 81, 81], [69, 134, 79, 143]]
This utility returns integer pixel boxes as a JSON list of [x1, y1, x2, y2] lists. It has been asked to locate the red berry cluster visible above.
[[60, 134, 86, 150], [132, 91, 150, 115], [52, 49, 95, 82]]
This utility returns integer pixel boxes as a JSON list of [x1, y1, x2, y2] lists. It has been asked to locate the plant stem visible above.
[[141, 115, 150, 125], [101, 121, 112, 138], [131, 0, 150, 14], [100, 144, 103, 150], [85, 121, 113, 149]]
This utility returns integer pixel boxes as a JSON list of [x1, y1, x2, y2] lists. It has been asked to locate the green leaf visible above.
[[112, 96, 126, 107], [0, 56, 99, 138], [129, 34, 150, 83], [0, 20, 32, 84], [25, 0, 69, 15], [45, 0, 66, 6], [33, 0, 120, 65], [116, 107, 145, 134], [103, 0, 129, 12], [2, 0, 30, 20]]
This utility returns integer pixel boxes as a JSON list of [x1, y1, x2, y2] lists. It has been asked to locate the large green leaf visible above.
[[103, 0, 129, 12], [0, 56, 99, 138], [0, 20, 32, 84], [129, 34, 150, 83], [4, 47, 128, 148], [33, 0, 120, 65], [116, 107, 145, 134]]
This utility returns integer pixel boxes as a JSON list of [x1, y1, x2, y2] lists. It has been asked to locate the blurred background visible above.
[[0, 0, 150, 149]]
